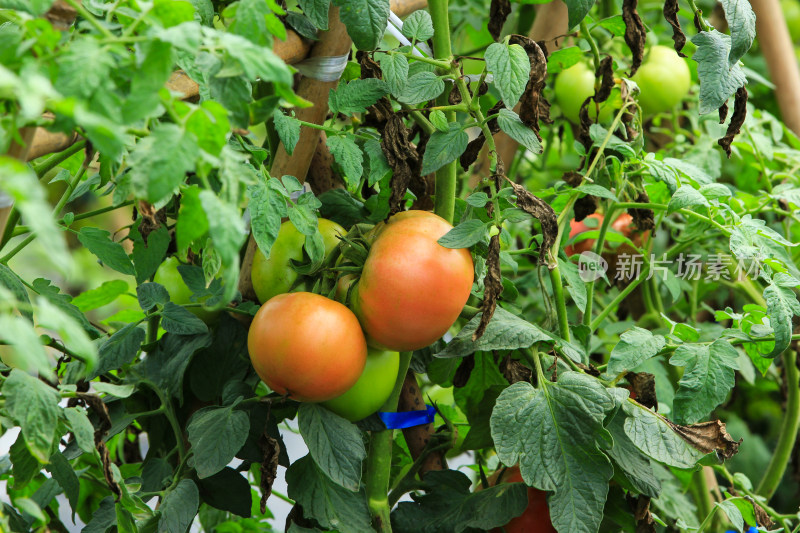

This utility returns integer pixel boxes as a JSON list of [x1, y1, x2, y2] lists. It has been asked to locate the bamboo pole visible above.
[[471, 0, 569, 184], [751, 0, 800, 134]]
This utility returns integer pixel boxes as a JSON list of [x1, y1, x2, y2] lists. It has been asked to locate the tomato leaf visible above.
[[604, 413, 661, 498], [400, 10, 434, 41], [273, 109, 301, 155], [719, 0, 755, 67], [379, 53, 409, 97], [564, 0, 594, 29], [0, 315, 53, 379], [286, 455, 372, 533], [438, 220, 487, 249], [484, 43, 530, 108], [620, 401, 706, 468], [397, 71, 445, 105], [496, 108, 542, 154], [63, 407, 96, 455], [669, 340, 739, 424], [298, 0, 330, 29], [690, 30, 747, 115], [3, 370, 61, 463], [763, 279, 800, 358], [46, 451, 80, 517], [490, 374, 616, 533], [129, 124, 199, 205], [421, 123, 469, 175], [332, 0, 389, 50], [161, 302, 209, 335], [248, 178, 290, 260], [197, 467, 253, 518], [327, 134, 364, 191], [607, 327, 667, 376], [187, 405, 250, 478], [158, 479, 199, 533], [298, 404, 366, 491]]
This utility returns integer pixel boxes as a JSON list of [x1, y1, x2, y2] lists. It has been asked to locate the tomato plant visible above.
[[1, 0, 800, 531], [248, 291, 367, 401], [352, 210, 474, 351]]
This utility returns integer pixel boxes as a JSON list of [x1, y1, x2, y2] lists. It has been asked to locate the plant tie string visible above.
[[378, 404, 436, 429], [294, 53, 349, 82]]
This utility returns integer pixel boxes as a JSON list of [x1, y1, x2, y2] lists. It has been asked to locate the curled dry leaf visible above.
[[473, 233, 502, 341], [488, 0, 511, 41], [626, 371, 658, 410], [562, 170, 583, 188], [718, 101, 729, 125], [628, 192, 655, 233], [357, 51, 382, 80], [693, 11, 704, 33], [381, 114, 421, 216], [98, 441, 122, 498], [594, 56, 615, 104], [508, 35, 549, 135], [574, 194, 598, 222], [577, 97, 594, 151], [622, 0, 647, 76], [718, 86, 748, 158], [77, 392, 112, 443], [503, 177, 558, 264], [459, 101, 504, 170], [259, 432, 281, 513], [45, 0, 77, 30], [500, 353, 532, 384], [136, 201, 166, 245], [753, 499, 776, 529], [448, 84, 462, 105], [667, 419, 742, 460], [452, 354, 476, 387], [626, 494, 656, 533], [663, 0, 687, 57]]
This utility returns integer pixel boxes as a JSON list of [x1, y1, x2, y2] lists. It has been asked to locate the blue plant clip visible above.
[[377, 405, 437, 429]]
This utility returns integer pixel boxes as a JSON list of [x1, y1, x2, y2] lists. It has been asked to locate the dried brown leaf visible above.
[[577, 97, 594, 151], [97, 441, 122, 499], [628, 192, 655, 233], [626, 494, 656, 533], [459, 101, 504, 170], [718, 101, 729, 124], [452, 355, 475, 388], [562, 171, 583, 188], [718, 86, 748, 158], [501, 354, 532, 384], [666, 419, 741, 459], [488, 0, 511, 41], [77, 392, 111, 443], [509, 35, 549, 136], [259, 432, 280, 513], [663, 0, 687, 57], [623, 0, 647, 76], [381, 114, 421, 216], [753, 500, 776, 528], [594, 56, 615, 104], [502, 177, 558, 264], [574, 195, 597, 222], [474, 234, 502, 340], [357, 51, 381, 79]]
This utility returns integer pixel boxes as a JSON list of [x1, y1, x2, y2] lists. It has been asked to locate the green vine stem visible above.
[[549, 266, 571, 342], [428, 0, 456, 224], [756, 348, 800, 499], [365, 351, 413, 532], [581, 206, 616, 339]]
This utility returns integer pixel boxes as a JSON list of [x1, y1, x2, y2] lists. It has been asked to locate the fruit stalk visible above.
[[365, 351, 412, 532]]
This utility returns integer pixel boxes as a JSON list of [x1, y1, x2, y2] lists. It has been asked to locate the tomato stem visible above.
[[548, 265, 571, 343]]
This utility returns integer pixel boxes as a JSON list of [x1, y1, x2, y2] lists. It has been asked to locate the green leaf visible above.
[[0, 264, 32, 320], [690, 30, 747, 114], [36, 297, 99, 370], [421, 123, 468, 175], [490, 374, 615, 533], [436, 307, 552, 358], [363, 139, 392, 186], [763, 282, 800, 358], [621, 402, 705, 469], [94, 382, 136, 398], [327, 135, 364, 191], [575, 183, 616, 201], [176, 186, 210, 256], [607, 328, 667, 375], [437, 220, 487, 249], [496, 108, 542, 154], [131, 225, 171, 285], [72, 280, 130, 312], [197, 467, 252, 517], [298, 404, 367, 491], [248, 178, 289, 260], [286, 455, 372, 533], [670, 340, 739, 424], [298, 0, 330, 29], [333, 0, 390, 50], [158, 479, 199, 533], [226, 0, 278, 45], [604, 413, 661, 498], [136, 332, 213, 400], [484, 43, 530, 108], [161, 302, 209, 335], [466, 192, 489, 207], [63, 407, 96, 454], [379, 53, 409, 97], [199, 190, 248, 305], [274, 109, 301, 155], [564, 0, 594, 29], [137, 282, 170, 311], [32, 278, 100, 337], [429, 109, 449, 132], [329, 78, 389, 114], [83, 497, 117, 533], [397, 71, 445, 105], [0, 157, 71, 273], [77, 227, 136, 276], [187, 405, 250, 478], [46, 451, 80, 517], [10, 434, 39, 489], [391, 470, 529, 533], [667, 185, 710, 213], [3, 369, 61, 462], [213, 32, 293, 86], [719, 0, 755, 66], [558, 258, 587, 313], [0, 315, 53, 379], [129, 123, 199, 204], [400, 10, 434, 41], [547, 46, 583, 74]]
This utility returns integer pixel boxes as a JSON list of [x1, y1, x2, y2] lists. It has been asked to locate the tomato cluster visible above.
[[564, 212, 640, 256], [245, 211, 474, 420]]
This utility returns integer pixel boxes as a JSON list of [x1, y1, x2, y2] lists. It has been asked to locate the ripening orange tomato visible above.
[[351, 211, 474, 352], [564, 212, 642, 256], [247, 292, 367, 402], [491, 466, 557, 533]]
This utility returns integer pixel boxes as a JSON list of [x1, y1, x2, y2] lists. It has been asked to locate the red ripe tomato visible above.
[[564, 213, 641, 256], [247, 292, 367, 402], [352, 211, 474, 351], [491, 466, 557, 533]]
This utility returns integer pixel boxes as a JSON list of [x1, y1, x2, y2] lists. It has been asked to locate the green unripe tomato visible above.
[[631, 45, 691, 116], [553, 62, 618, 124], [783, 0, 800, 42], [321, 348, 400, 421], [154, 257, 221, 324], [251, 218, 345, 304]]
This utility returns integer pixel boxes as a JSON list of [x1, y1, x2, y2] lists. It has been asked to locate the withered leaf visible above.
[[381, 114, 421, 216], [627, 371, 657, 410], [452, 354, 475, 387], [136, 201, 166, 245], [98, 441, 122, 498], [627, 192, 655, 233], [693, 10, 704, 33], [718, 86, 748, 158], [357, 51, 382, 80], [594, 56, 615, 104], [718, 101, 729, 124], [474, 234, 502, 341], [503, 177, 558, 264], [459, 101, 504, 170], [623, 0, 647, 76], [574, 195, 597, 222], [501, 354, 532, 384], [77, 392, 111, 444], [448, 84, 462, 105], [753, 499, 776, 528], [666, 419, 741, 460], [508, 35, 548, 135], [626, 494, 656, 533], [577, 96, 594, 151], [562, 171, 583, 188], [663, 0, 687, 57], [488, 0, 511, 41], [45, 0, 77, 30], [259, 432, 280, 513]]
